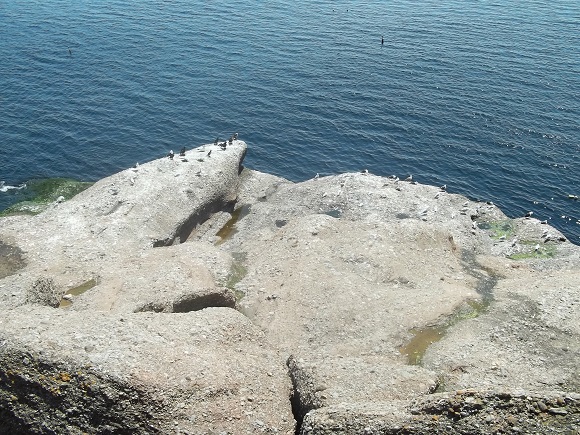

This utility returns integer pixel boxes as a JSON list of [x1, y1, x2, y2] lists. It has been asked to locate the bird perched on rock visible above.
[[440, 184, 447, 191], [404, 174, 413, 182], [314, 173, 320, 180], [219, 142, 227, 150], [233, 132, 239, 140], [168, 150, 174, 160], [207, 150, 212, 157], [179, 147, 186, 156], [361, 169, 369, 175], [524, 211, 533, 218]]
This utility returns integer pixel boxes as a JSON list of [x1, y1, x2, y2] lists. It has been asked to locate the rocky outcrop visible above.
[[0, 306, 294, 434], [301, 390, 580, 434], [0, 141, 295, 434], [0, 142, 578, 433], [0, 141, 247, 311], [218, 171, 579, 433]]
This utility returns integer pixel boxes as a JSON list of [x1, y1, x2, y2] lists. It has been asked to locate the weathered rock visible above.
[[67, 241, 235, 313], [0, 306, 295, 434], [0, 141, 248, 309], [0, 239, 26, 280], [26, 277, 61, 308], [0, 146, 579, 434], [421, 268, 580, 392], [288, 355, 437, 418], [223, 171, 580, 433], [300, 390, 580, 434]]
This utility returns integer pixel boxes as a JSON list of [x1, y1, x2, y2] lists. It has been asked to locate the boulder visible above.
[[0, 306, 295, 434], [0, 141, 247, 309], [300, 390, 580, 434]]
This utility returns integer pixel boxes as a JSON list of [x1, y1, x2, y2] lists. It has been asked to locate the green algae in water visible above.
[[226, 262, 247, 291], [58, 278, 98, 308], [0, 178, 93, 216], [400, 250, 499, 366], [478, 220, 515, 239], [508, 242, 556, 260], [221, 252, 248, 302], [399, 299, 490, 365]]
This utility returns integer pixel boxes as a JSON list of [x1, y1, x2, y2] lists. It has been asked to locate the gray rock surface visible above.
[[301, 390, 580, 434], [0, 141, 247, 310], [0, 306, 294, 434], [220, 171, 580, 433], [0, 143, 579, 434]]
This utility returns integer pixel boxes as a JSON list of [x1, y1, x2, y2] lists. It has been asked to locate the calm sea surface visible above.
[[1, 0, 579, 242]]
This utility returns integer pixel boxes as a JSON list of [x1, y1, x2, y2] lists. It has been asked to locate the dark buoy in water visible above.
[[381, 36, 384, 46], [68, 48, 72, 56]]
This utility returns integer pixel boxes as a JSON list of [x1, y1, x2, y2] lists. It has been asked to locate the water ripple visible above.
[[0, 0, 578, 241]]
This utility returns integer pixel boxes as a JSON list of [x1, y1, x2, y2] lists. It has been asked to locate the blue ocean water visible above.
[[1, 0, 579, 242]]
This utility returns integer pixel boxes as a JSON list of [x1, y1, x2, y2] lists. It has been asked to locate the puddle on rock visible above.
[[275, 219, 288, 228], [215, 205, 251, 245], [59, 278, 98, 308], [324, 209, 342, 219], [400, 251, 499, 365], [399, 300, 488, 365], [0, 241, 26, 279], [400, 325, 447, 365]]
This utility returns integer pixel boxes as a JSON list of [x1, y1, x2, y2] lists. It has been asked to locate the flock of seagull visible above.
[[165, 133, 239, 162], [311, 170, 553, 222]]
